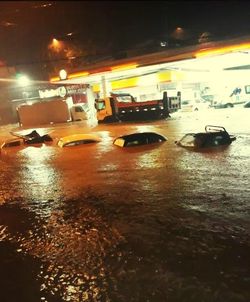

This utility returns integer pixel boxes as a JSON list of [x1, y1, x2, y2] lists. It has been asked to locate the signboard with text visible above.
[[38, 84, 89, 99]]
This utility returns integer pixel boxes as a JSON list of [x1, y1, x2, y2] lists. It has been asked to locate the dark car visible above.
[[113, 132, 167, 147], [175, 125, 236, 150], [244, 101, 250, 108]]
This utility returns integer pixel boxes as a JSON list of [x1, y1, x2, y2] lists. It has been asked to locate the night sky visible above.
[[0, 1, 250, 79]]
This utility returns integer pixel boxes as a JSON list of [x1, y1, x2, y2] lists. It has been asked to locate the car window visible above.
[[95, 100, 105, 110], [178, 134, 196, 147], [182, 100, 191, 105], [64, 139, 98, 147], [126, 140, 142, 147], [75, 106, 84, 112], [114, 132, 166, 147], [2, 140, 22, 148]]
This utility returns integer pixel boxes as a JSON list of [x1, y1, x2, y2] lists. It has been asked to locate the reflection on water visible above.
[[17, 146, 62, 218], [0, 194, 127, 302], [20, 146, 57, 187]]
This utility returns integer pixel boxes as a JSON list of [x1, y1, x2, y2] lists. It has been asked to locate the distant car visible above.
[[181, 99, 210, 112], [113, 132, 167, 147], [175, 125, 236, 150], [244, 101, 250, 108], [213, 102, 234, 109], [57, 134, 101, 147]]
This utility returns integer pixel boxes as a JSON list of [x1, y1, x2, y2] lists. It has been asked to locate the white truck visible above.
[[70, 104, 90, 121]]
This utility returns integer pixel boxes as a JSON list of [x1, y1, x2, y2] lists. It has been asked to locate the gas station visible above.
[[50, 35, 250, 108], [9, 35, 250, 127]]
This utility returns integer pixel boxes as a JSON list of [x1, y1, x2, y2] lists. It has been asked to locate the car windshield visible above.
[[182, 100, 191, 105], [64, 139, 97, 147], [114, 132, 166, 147], [178, 134, 196, 147], [116, 95, 133, 103]]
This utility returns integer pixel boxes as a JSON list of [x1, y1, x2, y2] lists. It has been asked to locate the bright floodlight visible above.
[[18, 75, 30, 87], [59, 69, 67, 80]]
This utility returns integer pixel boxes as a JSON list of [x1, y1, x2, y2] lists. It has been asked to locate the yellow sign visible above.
[[157, 70, 184, 82], [111, 77, 138, 90], [92, 83, 100, 92]]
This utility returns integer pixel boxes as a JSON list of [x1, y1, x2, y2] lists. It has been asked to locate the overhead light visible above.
[[195, 42, 250, 58], [50, 76, 60, 82], [59, 69, 67, 80], [111, 63, 138, 72], [68, 71, 89, 79]]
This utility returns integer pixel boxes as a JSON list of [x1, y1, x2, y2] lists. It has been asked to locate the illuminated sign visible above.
[[39, 86, 66, 98], [38, 85, 89, 99], [66, 85, 88, 95]]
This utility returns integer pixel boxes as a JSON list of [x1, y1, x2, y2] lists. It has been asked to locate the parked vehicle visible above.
[[175, 125, 236, 150], [17, 99, 71, 127], [57, 134, 101, 147], [70, 104, 89, 121], [180, 99, 210, 112], [244, 101, 250, 108], [95, 91, 181, 123], [113, 132, 167, 147]]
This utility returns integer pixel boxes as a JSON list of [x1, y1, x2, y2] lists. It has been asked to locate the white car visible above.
[[181, 99, 210, 112], [70, 105, 90, 121]]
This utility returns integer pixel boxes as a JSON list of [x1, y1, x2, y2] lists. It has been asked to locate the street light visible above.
[[172, 27, 185, 40], [49, 38, 63, 52]]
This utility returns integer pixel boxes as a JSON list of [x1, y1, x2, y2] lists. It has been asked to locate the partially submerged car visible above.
[[57, 134, 101, 147], [113, 132, 167, 147], [175, 125, 236, 150], [1, 130, 53, 149]]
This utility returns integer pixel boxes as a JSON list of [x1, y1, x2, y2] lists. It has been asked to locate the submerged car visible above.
[[113, 132, 167, 147], [175, 125, 236, 150], [1, 130, 53, 149], [57, 134, 101, 147]]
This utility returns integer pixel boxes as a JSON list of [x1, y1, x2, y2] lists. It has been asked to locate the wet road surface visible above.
[[0, 108, 250, 302]]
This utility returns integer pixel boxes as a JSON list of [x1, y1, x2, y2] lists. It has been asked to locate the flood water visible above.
[[0, 108, 250, 302]]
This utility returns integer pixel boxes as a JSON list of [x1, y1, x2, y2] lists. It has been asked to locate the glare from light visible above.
[[52, 38, 59, 46], [195, 42, 250, 58], [111, 63, 138, 72], [49, 38, 64, 52], [138, 73, 157, 87], [19, 146, 60, 203], [18, 75, 30, 87]]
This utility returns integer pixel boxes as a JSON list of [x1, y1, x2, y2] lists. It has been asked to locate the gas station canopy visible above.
[[50, 35, 250, 85]]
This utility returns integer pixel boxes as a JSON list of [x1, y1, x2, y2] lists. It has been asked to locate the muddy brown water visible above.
[[0, 109, 250, 302]]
